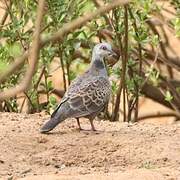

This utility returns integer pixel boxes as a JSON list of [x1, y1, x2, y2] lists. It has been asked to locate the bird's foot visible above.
[[91, 127, 96, 131], [77, 127, 84, 131], [89, 119, 97, 132]]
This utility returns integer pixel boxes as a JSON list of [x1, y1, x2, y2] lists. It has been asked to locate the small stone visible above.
[[21, 168, 31, 174], [54, 164, 60, 168], [0, 159, 4, 164], [37, 137, 48, 143], [7, 176, 13, 180], [45, 162, 50, 166], [162, 157, 168, 162], [60, 164, 66, 169]]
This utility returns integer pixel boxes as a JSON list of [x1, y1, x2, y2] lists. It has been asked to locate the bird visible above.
[[40, 42, 115, 133]]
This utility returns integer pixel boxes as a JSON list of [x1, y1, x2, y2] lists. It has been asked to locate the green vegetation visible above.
[[0, 0, 179, 121]]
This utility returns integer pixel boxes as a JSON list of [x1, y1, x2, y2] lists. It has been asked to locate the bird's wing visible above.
[[54, 76, 111, 119], [50, 74, 87, 118]]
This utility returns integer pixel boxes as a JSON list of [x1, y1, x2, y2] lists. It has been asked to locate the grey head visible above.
[[92, 42, 115, 61]]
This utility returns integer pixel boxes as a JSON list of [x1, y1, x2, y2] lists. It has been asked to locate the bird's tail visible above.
[[40, 113, 65, 133]]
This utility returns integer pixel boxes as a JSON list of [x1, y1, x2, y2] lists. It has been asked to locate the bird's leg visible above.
[[76, 118, 82, 130], [89, 119, 96, 131]]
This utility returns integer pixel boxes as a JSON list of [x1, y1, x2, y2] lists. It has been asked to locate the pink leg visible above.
[[89, 119, 96, 131], [76, 118, 82, 130]]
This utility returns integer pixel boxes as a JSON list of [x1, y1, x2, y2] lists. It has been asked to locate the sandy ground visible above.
[[0, 112, 180, 180]]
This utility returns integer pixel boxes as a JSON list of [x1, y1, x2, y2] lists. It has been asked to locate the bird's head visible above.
[[92, 42, 116, 59]]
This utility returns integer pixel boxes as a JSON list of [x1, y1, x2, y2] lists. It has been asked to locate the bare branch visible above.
[[0, 0, 129, 85], [40, 0, 129, 46], [0, 0, 45, 100], [122, 5, 128, 122], [144, 49, 180, 72], [138, 111, 180, 121], [0, 1, 10, 26], [0, 51, 29, 84]]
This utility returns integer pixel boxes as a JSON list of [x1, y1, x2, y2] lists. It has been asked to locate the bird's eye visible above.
[[101, 46, 107, 50]]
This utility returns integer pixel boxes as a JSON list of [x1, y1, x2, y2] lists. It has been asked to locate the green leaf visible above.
[[151, 34, 159, 46], [111, 81, 118, 95], [7, 43, 22, 58], [165, 91, 173, 102], [174, 18, 180, 37], [47, 80, 53, 91], [0, 61, 8, 72], [49, 96, 57, 106]]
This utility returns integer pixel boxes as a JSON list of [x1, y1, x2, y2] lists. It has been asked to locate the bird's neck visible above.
[[90, 55, 107, 76]]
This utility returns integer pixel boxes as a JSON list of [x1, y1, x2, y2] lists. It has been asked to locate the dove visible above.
[[40, 42, 115, 133]]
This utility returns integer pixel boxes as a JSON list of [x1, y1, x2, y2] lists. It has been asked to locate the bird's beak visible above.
[[108, 50, 117, 57]]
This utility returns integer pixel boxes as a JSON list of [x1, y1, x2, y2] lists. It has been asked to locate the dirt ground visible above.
[[0, 111, 180, 180]]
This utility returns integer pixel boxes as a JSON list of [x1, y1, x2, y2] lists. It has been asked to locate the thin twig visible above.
[[141, 46, 159, 88], [44, 68, 49, 106], [19, 96, 26, 113], [111, 8, 124, 121], [138, 112, 180, 121], [122, 5, 128, 122], [34, 66, 46, 90], [147, 20, 173, 78], [66, 58, 71, 85], [128, 8, 143, 122], [24, 92, 34, 111], [58, 45, 67, 91], [143, 48, 180, 72]]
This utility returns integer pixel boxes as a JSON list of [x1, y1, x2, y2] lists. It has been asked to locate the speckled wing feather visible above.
[[52, 72, 111, 119]]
